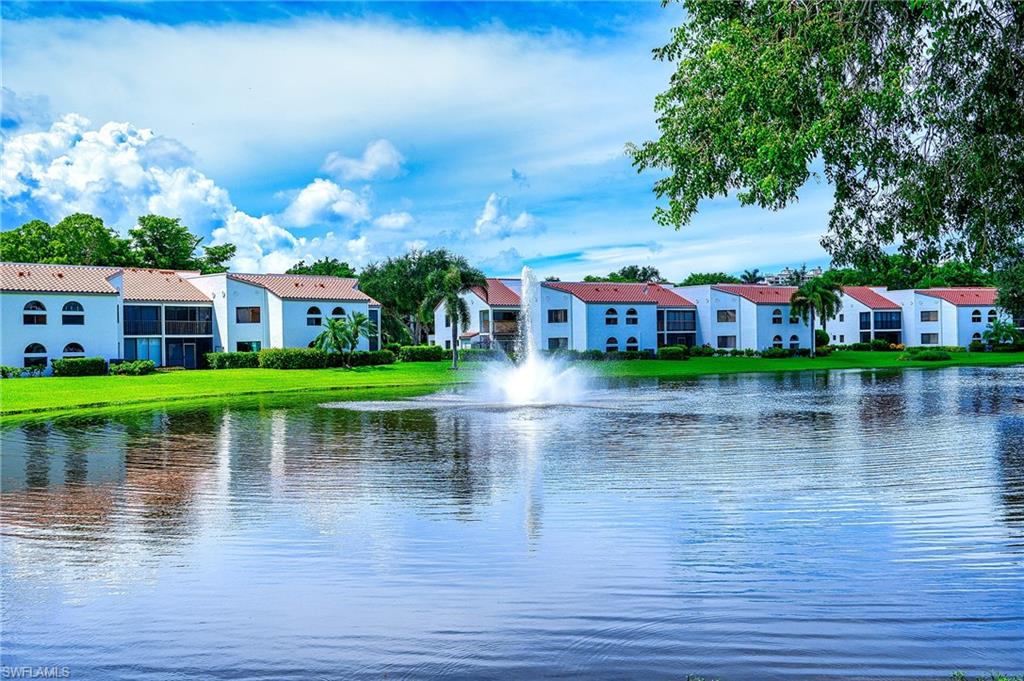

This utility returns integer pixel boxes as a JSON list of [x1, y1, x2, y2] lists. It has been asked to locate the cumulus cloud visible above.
[[323, 139, 405, 182], [473, 192, 538, 239], [478, 247, 526, 275], [373, 211, 414, 230], [279, 178, 370, 227]]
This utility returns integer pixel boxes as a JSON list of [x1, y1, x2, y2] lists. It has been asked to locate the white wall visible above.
[[538, 287, 575, 350], [280, 299, 372, 350], [0, 291, 122, 370], [433, 291, 490, 349], [185, 274, 228, 351]]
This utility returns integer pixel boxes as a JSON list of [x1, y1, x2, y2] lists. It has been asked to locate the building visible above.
[[884, 287, 1010, 347], [761, 266, 824, 287], [674, 284, 814, 351], [433, 278, 522, 353], [1, 262, 379, 371], [820, 286, 903, 345]]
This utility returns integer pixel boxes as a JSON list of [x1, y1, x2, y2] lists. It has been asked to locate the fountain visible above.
[[480, 266, 588, 405]]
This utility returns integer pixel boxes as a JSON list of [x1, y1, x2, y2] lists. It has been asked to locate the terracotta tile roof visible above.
[[842, 286, 900, 310], [122, 268, 211, 302], [544, 281, 695, 307], [917, 287, 998, 306], [459, 330, 480, 339], [0, 262, 120, 295], [469, 278, 522, 306], [229, 273, 378, 303], [712, 284, 799, 304]]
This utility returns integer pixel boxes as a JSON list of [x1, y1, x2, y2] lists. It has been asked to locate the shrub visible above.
[[51, 356, 108, 377], [578, 349, 606, 361], [903, 349, 952, 362], [347, 349, 397, 366], [205, 351, 261, 370], [258, 348, 329, 369], [459, 348, 506, 362], [657, 345, 689, 360], [399, 345, 447, 362], [904, 345, 965, 354], [0, 365, 44, 378], [761, 347, 793, 359], [794, 347, 811, 357], [743, 348, 758, 357], [850, 342, 872, 351], [815, 329, 830, 347], [690, 344, 715, 357], [989, 343, 1024, 353], [383, 342, 402, 356], [969, 340, 986, 352], [110, 359, 156, 375], [816, 345, 833, 357], [870, 338, 892, 351], [608, 349, 654, 361]]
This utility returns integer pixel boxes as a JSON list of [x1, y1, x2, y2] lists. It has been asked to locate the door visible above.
[[183, 342, 197, 369]]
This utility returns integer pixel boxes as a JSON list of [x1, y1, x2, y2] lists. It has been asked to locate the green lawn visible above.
[[1, 351, 1021, 419]]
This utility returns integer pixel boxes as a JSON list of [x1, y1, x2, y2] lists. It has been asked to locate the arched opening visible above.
[[625, 336, 639, 351], [988, 309, 998, 324], [972, 332, 982, 342], [971, 309, 982, 323], [306, 306, 322, 326], [63, 342, 85, 356], [62, 301, 85, 325], [789, 335, 800, 350], [625, 308, 638, 325], [23, 301, 46, 325], [24, 343, 47, 368], [331, 306, 346, 319], [772, 335, 783, 349], [605, 337, 619, 352], [771, 308, 783, 324], [605, 308, 618, 325]]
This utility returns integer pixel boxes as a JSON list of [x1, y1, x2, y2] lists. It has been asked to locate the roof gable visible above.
[[712, 284, 798, 305], [469, 278, 522, 306], [841, 286, 900, 310], [122, 269, 211, 302], [916, 288, 998, 306], [0, 262, 120, 295], [228, 273, 378, 303], [544, 281, 694, 307]]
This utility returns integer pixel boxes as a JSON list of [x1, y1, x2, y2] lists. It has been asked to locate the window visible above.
[[664, 309, 696, 332], [771, 308, 783, 324], [839, 335, 845, 343], [605, 308, 618, 325], [547, 337, 568, 350], [789, 335, 800, 350], [972, 332, 982, 342], [921, 333, 939, 345], [838, 314, 844, 322], [125, 305, 160, 335], [625, 336, 639, 351], [444, 314, 451, 328], [860, 331, 871, 343], [62, 301, 84, 325], [237, 341, 261, 352], [605, 337, 618, 352], [444, 340, 451, 350], [920, 310, 938, 322], [548, 309, 568, 324], [124, 338, 161, 365], [717, 309, 736, 323], [236, 306, 261, 324], [23, 301, 46, 325], [306, 306, 322, 327], [717, 335, 736, 349], [789, 313, 800, 324], [625, 308, 639, 325], [62, 343, 85, 356], [970, 309, 982, 323], [859, 312, 871, 330], [987, 309, 997, 324], [23, 343, 47, 368], [165, 306, 212, 335], [772, 335, 783, 348], [332, 306, 346, 319], [873, 311, 901, 330]]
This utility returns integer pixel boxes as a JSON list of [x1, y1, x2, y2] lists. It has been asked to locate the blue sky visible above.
[[1, 1, 834, 279]]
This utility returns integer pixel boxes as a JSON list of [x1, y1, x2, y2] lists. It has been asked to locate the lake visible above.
[[2, 366, 1022, 680]]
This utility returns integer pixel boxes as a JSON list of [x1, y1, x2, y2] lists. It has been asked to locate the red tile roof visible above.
[[712, 284, 799, 304], [469, 278, 521, 306], [841, 286, 900, 310], [544, 281, 695, 307], [228, 273, 378, 303], [0, 262, 120, 295], [917, 287, 998, 306], [122, 269, 211, 302]]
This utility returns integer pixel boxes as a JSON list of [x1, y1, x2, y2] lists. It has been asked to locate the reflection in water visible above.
[[2, 366, 1023, 680]]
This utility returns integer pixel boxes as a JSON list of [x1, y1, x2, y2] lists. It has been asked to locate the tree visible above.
[[44, 214, 133, 266], [996, 261, 1024, 322], [584, 265, 666, 283], [419, 262, 487, 369], [789, 278, 842, 357], [129, 215, 203, 270], [286, 257, 357, 278], [200, 243, 237, 274], [630, 1, 1024, 269], [677, 272, 741, 286], [314, 312, 377, 366], [0, 219, 54, 263], [982, 319, 1022, 347], [740, 268, 761, 284], [784, 264, 809, 286]]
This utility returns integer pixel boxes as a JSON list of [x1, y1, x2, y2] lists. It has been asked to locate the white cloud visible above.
[[478, 247, 525, 275], [323, 139, 405, 182], [403, 239, 427, 252], [1, 87, 51, 136], [473, 192, 538, 238], [373, 211, 414, 230], [279, 178, 370, 228]]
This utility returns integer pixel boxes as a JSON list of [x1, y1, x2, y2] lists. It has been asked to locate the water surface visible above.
[[2, 367, 1023, 679]]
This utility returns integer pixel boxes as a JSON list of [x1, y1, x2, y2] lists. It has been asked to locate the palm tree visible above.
[[740, 268, 761, 284], [314, 312, 377, 366], [419, 262, 487, 369], [789, 278, 842, 357]]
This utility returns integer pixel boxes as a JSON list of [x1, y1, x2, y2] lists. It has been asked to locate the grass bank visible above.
[[1, 351, 1020, 419]]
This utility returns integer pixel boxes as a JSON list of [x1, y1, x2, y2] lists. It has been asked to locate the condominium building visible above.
[[674, 284, 813, 350]]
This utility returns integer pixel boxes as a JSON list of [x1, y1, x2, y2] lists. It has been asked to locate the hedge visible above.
[[205, 351, 261, 369], [51, 356, 108, 377], [0, 365, 45, 379], [347, 350, 397, 366], [399, 345, 447, 362], [110, 359, 157, 375], [657, 346, 689, 360], [904, 345, 965, 354], [459, 348, 506, 362], [902, 349, 952, 362], [256, 347, 396, 369]]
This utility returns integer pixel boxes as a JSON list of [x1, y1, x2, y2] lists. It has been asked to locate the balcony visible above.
[[493, 320, 518, 335], [165, 320, 213, 336], [124, 320, 161, 336], [664, 321, 696, 332]]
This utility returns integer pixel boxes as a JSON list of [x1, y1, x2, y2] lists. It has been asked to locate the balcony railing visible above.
[[124, 320, 161, 336], [165, 320, 213, 335], [493, 320, 518, 335], [664, 321, 696, 332]]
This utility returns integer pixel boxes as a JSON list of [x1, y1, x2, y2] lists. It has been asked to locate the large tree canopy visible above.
[[630, 0, 1024, 268], [583, 265, 666, 283], [286, 257, 357, 278]]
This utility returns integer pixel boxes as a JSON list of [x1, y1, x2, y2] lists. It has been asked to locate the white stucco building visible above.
[[819, 286, 904, 345], [674, 284, 814, 351], [884, 288, 1012, 347], [433, 278, 522, 353]]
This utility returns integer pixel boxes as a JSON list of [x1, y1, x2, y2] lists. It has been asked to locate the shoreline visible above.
[[1, 351, 1022, 422]]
